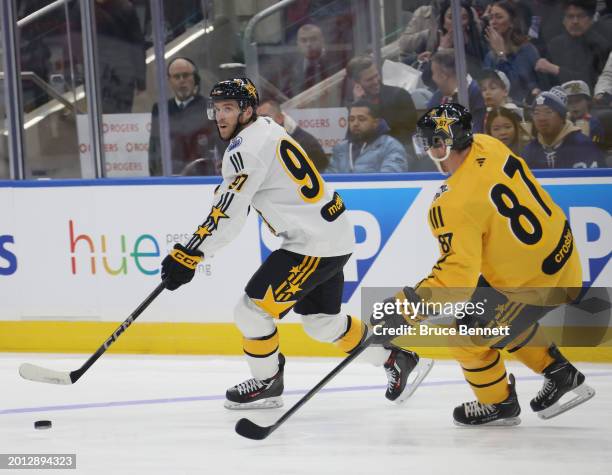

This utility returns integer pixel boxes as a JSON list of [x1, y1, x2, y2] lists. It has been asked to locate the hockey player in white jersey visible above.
[[160, 78, 433, 409]]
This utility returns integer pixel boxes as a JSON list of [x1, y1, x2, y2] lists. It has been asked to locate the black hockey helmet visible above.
[[207, 77, 259, 120], [416, 102, 474, 152]]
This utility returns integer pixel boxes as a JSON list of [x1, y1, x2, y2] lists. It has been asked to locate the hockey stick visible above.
[[235, 335, 375, 440], [19, 282, 166, 385], [18, 212, 214, 385]]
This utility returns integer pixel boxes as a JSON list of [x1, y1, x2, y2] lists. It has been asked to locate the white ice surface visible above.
[[1, 354, 610, 475]]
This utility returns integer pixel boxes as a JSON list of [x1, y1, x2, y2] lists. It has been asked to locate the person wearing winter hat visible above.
[[561, 80, 604, 146], [521, 88, 604, 168]]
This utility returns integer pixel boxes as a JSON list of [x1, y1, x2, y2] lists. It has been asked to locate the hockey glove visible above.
[[369, 287, 419, 344], [161, 244, 204, 291]]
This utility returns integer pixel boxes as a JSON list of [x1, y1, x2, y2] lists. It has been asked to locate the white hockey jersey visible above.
[[195, 117, 355, 258]]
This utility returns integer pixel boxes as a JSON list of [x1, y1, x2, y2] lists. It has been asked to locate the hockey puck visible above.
[[34, 420, 52, 430]]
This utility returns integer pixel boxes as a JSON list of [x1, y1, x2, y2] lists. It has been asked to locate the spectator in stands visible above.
[[561, 80, 604, 145], [398, 0, 445, 65], [485, 106, 529, 154], [148, 57, 222, 176], [535, 0, 610, 92], [592, 0, 612, 48], [428, 50, 487, 132], [345, 55, 418, 150], [483, 1, 541, 105], [282, 24, 337, 98], [404, 1, 485, 84], [480, 69, 512, 109], [524, 0, 566, 57], [257, 99, 329, 172], [522, 88, 604, 168], [594, 51, 612, 106], [436, 1, 486, 75], [328, 100, 409, 173], [479, 68, 526, 123]]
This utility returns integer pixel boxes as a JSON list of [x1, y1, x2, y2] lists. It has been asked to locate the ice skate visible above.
[[453, 374, 521, 426], [224, 354, 285, 410], [531, 344, 595, 420], [383, 347, 433, 404]]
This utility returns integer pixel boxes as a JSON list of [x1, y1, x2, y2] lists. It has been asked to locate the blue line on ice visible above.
[[3, 372, 611, 415]]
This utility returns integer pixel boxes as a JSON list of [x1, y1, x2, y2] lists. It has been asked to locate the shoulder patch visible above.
[[228, 136, 242, 152], [476, 157, 486, 167], [320, 191, 346, 222], [432, 184, 449, 201]]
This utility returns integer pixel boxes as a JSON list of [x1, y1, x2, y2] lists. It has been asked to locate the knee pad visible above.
[[300, 313, 348, 343], [233, 294, 276, 339]]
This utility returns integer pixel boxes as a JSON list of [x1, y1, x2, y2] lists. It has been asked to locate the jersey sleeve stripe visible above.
[[437, 206, 444, 227], [230, 155, 239, 173]]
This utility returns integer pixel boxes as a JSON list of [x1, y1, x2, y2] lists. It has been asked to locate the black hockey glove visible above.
[[161, 244, 204, 291], [369, 287, 419, 344]]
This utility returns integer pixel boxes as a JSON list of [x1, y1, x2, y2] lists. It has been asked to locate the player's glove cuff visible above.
[[169, 243, 204, 269]]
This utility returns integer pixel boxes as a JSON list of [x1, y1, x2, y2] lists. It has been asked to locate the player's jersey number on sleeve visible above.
[[277, 139, 323, 203], [490, 155, 552, 246]]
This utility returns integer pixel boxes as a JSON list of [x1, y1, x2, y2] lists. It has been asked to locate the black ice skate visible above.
[[384, 347, 434, 404], [453, 374, 521, 426], [530, 344, 595, 420], [224, 353, 285, 410]]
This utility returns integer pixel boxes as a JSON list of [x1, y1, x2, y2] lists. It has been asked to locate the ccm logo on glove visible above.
[[170, 247, 203, 269]]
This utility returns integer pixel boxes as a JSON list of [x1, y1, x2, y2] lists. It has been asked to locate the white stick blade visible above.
[[19, 363, 73, 385]]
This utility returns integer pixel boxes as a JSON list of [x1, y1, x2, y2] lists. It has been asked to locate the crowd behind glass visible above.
[[10, 0, 612, 177]]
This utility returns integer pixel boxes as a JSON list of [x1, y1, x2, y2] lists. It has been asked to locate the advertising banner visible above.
[[0, 176, 610, 325], [286, 108, 347, 154], [77, 113, 152, 178]]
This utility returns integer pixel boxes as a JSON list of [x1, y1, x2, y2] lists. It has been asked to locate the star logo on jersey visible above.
[[431, 111, 458, 137], [195, 226, 211, 238], [258, 188, 419, 303], [286, 282, 302, 295], [252, 285, 296, 318], [209, 207, 228, 225]]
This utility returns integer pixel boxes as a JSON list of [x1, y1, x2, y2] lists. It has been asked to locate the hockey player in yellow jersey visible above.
[[378, 103, 594, 426], [159, 78, 433, 410]]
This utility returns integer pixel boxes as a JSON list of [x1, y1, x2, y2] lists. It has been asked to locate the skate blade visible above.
[[393, 358, 434, 405], [454, 417, 521, 427], [224, 396, 283, 410], [537, 384, 595, 420]]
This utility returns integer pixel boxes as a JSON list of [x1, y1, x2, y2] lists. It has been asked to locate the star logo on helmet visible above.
[[245, 82, 257, 99], [431, 110, 458, 137]]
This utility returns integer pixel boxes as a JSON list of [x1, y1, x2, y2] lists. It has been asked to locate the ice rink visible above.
[[1, 353, 610, 475]]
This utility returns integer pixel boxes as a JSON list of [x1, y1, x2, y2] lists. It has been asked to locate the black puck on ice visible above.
[[34, 420, 52, 430]]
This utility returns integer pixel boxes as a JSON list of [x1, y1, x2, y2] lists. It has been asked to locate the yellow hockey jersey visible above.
[[415, 134, 581, 305]]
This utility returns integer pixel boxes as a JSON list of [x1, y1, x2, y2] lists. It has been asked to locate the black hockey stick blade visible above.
[[235, 418, 274, 440], [234, 336, 375, 440]]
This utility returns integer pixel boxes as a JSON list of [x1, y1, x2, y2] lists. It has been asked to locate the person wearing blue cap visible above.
[[521, 88, 604, 169]]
